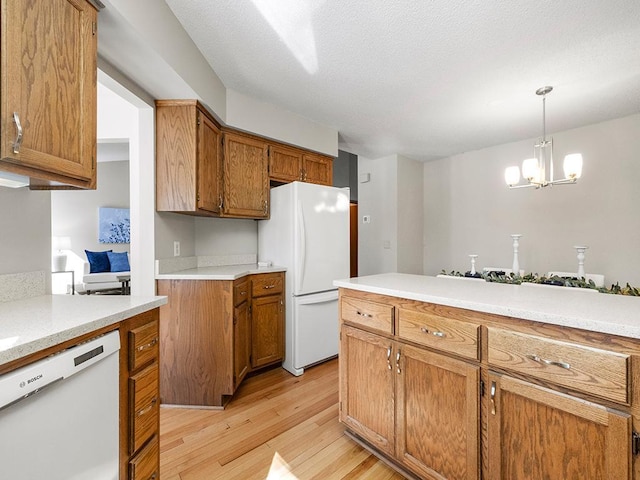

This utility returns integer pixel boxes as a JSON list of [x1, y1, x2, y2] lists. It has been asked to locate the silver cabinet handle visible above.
[[356, 311, 372, 318], [263, 284, 275, 289], [12, 112, 23, 154], [263, 200, 268, 214], [386, 346, 392, 370], [396, 350, 401, 374], [218, 194, 224, 210], [420, 327, 445, 338], [136, 337, 158, 352], [137, 397, 157, 417], [527, 354, 571, 370], [490, 381, 497, 415]]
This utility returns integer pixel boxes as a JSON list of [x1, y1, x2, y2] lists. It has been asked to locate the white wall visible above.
[[358, 154, 425, 276], [226, 89, 338, 156], [195, 218, 258, 256], [155, 212, 196, 259], [0, 188, 51, 286], [423, 113, 640, 286], [357, 155, 398, 276], [397, 155, 424, 274]]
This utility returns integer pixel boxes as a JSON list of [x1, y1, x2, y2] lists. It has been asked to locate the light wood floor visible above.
[[160, 358, 406, 479]]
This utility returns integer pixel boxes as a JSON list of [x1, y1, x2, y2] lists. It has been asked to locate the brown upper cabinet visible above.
[[269, 144, 333, 186], [221, 130, 269, 219], [0, 0, 100, 189], [156, 99, 334, 218], [156, 101, 269, 219], [156, 100, 223, 215]]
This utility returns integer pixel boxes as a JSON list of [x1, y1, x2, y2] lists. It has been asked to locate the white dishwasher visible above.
[[0, 330, 120, 480]]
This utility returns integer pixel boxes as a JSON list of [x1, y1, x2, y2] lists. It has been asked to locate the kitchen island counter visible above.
[[335, 272, 640, 339], [0, 294, 167, 366]]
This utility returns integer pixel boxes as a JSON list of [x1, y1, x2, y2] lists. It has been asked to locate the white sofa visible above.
[[81, 262, 130, 294]]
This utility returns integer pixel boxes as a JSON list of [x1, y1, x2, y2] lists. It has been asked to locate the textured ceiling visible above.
[[164, 0, 640, 161]]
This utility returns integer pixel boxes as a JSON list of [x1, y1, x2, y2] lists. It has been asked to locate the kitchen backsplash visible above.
[[155, 254, 257, 275], [0, 271, 46, 303]]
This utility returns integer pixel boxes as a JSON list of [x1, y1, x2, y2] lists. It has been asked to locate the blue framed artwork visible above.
[[99, 207, 130, 244]]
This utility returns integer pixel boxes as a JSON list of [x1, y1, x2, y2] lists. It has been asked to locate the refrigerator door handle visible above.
[[296, 200, 306, 293], [295, 289, 338, 305]]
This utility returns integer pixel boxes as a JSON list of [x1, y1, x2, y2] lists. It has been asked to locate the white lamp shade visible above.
[[521, 158, 540, 182], [52, 236, 71, 251], [563, 153, 583, 179], [504, 166, 520, 186]]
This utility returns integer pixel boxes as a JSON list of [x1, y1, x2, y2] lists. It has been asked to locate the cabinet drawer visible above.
[[487, 327, 629, 404], [129, 434, 159, 480], [129, 320, 159, 371], [129, 363, 159, 454], [252, 273, 283, 297], [397, 307, 479, 360], [234, 279, 249, 306], [341, 297, 394, 334]]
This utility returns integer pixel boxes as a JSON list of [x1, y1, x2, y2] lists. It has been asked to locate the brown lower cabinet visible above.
[[487, 372, 630, 480], [157, 271, 285, 407], [339, 288, 637, 480], [340, 325, 479, 480], [120, 309, 160, 480]]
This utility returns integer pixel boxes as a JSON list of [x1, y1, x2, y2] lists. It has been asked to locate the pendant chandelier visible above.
[[505, 86, 583, 189]]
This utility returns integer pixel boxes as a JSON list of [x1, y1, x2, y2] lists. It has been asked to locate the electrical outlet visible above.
[[173, 241, 180, 257], [362, 215, 371, 224]]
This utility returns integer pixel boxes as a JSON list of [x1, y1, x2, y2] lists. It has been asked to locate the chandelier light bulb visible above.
[[521, 158, 540, 182], [504, 166, 520, 186], [563, 153, 583, 180]]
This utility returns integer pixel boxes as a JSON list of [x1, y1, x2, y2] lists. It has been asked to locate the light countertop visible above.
[[0, 295, 167, 366], [334, 273, 640, 339], [155, 264, 286, 280]]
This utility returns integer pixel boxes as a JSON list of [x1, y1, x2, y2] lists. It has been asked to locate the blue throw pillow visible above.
[[107, 251, 130, 272], [85, 250, 112, 273]]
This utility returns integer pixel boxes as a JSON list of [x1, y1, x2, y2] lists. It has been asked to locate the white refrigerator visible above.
[[258, 181, 350, 376]]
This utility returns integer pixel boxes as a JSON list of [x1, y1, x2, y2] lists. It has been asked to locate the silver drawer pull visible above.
[[137, 337, 158, 352], [137, 397, 157, 417], [527, 354, 571, 370], [420, 327, 446, 338], [386, 346, 392, 370], [263, 284, 275, 289], [12, 112, 23, 154], [356, 311, 372, 318], [240, 291, 247, 295]]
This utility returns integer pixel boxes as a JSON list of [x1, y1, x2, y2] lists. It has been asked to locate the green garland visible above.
[[439, 270, 640, 296]]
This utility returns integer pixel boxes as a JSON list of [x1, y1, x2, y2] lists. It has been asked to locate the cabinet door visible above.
[[269, 144, 302, 183], [340, 325, 395, 456], [233, 300, 251, 388], [302, 153, 333, 185], [197, 110, 222, 214], [396, 344, 480, 480], [222, 131, 269, 218], [487, 372, 631, 480], [251, 294, 284, 369], [1, 0, 97, 187]]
